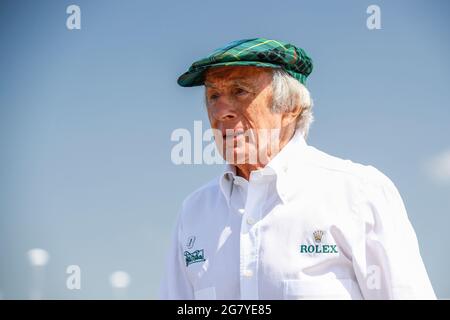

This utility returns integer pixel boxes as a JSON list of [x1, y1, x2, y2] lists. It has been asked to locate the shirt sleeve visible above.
[[159, 207, 194, 299], [352, 167, 436, 299]]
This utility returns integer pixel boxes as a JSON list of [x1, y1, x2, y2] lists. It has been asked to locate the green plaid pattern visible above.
[[177, 38, 313, 87]]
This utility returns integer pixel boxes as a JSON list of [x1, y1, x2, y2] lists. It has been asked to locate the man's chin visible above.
[[222, 148, 249, 165]]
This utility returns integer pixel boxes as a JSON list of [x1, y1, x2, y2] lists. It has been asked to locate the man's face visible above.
[[205, 66, 285, 165]]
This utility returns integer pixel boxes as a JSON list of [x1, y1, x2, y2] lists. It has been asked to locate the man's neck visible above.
[[235, 129, 296, 181]]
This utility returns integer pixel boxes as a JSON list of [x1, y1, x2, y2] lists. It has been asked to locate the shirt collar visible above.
[[219, 130, 309, 205], [219, 164, 236, 206]]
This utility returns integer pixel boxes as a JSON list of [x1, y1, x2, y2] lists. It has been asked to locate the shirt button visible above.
[[246, 217, 255, 225], [238, 208, 245, 215], [242, 270, 253, 277]]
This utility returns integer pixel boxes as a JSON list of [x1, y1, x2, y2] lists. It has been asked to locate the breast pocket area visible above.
[[283, 278, 361, 300]]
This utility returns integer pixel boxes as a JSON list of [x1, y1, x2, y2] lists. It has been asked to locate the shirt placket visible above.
[[239, 173, 268, 300]]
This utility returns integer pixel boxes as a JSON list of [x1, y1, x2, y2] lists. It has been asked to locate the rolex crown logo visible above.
[[313, 230, 324, 243], [300, 230, 338, 254]]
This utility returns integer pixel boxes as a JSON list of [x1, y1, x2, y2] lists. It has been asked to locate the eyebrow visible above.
[[204, 81, 218, 88], [232, 79, 254, 88]]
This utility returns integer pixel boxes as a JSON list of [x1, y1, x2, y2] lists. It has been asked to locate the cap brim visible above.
[[177, 61, 282, 87]]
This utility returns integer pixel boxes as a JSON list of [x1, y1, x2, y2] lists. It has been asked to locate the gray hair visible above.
[[271, 69, 314, 139]]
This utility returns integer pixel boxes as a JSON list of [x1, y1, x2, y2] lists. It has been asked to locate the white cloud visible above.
[[27, 248, 50, 267], [424, 150, 450, 183], [109, 271, 131, 289]]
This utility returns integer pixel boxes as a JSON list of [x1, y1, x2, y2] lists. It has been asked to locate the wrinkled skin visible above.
[[204, 66, 302, 180]]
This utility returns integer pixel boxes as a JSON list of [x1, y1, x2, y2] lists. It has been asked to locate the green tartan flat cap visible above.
[[177, 38, 313, 87]]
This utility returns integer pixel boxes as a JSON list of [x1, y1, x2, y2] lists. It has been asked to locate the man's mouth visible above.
[[222, 129, 245, 139]]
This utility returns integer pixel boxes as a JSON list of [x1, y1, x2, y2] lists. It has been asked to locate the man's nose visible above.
[[210, 98, 237, 122]]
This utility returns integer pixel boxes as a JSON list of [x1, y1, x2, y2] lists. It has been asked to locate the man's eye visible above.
[[235, 88, 248, 96], [209, 94, 219, 101]]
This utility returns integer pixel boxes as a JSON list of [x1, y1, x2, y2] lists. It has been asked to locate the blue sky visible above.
[[0, 0, 449, 299]]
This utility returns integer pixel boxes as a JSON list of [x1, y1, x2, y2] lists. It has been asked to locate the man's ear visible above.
[[281, 105, 303, 127]]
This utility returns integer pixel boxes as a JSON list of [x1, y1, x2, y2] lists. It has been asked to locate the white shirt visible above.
[[160, 130, 436, 300]]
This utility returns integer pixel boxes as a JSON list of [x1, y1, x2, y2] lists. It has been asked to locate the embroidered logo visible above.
[[184, 249, 206, 266], [186, 235, 196, 249], [300, 230, 338, 254], [313, 230, 324, 243]]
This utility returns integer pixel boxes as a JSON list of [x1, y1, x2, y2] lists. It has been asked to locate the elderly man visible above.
[[160, 38, 435, 299]]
